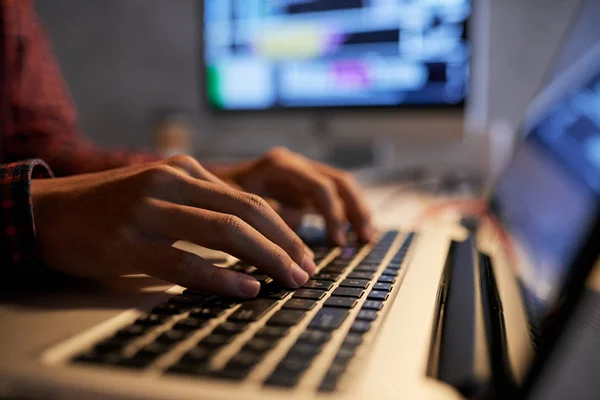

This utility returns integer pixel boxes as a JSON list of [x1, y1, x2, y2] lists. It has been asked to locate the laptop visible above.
[[2, 30, 600, 400]]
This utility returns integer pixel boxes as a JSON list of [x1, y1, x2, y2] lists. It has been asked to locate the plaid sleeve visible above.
[[2, 0, 160, 176], [0, 159, 53, 268]]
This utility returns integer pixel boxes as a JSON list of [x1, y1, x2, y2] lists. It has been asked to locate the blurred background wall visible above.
[[35, 0, 585, 166]]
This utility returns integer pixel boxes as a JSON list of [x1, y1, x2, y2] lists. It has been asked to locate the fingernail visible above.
[[291, 264, 309, 287], [238, 276, 261, 298], [302, 253, 317, 276]]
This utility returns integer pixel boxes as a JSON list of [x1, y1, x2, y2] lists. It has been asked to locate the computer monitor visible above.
[[202, 0, 471, 111]]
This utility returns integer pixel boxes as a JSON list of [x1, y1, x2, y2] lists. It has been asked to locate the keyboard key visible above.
[[367, 291, 389, 301], [362, 300, 384, 310], [354, 264, 379, 272], [189, 307, 225, 319], [312, 273, 339, 281], [152, 302, 187, 315], [298, 330, 331, 345], [330, 259, 350, 268], [168, 294, 208, 306], [203, 297, 240, 309], [267, 310, 306, 326], [381, 268, 398, 276], [337, 247, 359, 260], [348, 271, 374, 280], [243, 337, 275, 353], [118, 356, 154, 369], [230, 262, 253, 273], [373, 282, 393, 292], [166, 362, 211, 376], [73, 351, 121, 366], [302, 280, 333, 291], [259, 282, 291, 300], [334, 347, 356, 364], [94, 337, 130, 353], [214, 365, 251, 381], [277, 355, 312, 372], [325, 296, 357, 309], [319, 373, 341, 392], [198, 334, 233, 349], [214, 322, 247, 336], [342, 333, 363, 349], [173, 317, 208, 331], [255, 326, 289, 340], [135, 314, 169, 326], [250, 272, 270, 282], [356, 309, 378, 321], [134, 342, 171, 362], [309, 307, 349, 331], [332, 287, 364, 298], [115, 324, 148, 338], [178, 346, 213, 365], [283, 298, 317, 311], [321, 265, 346, 273], [350, 320, 372, 334], [339, 279, 370, 289], [293, 289, 326, 300], [265, 371, 302, 388], [227, 350, 262, 369], [287, 342, 323, 358], [155, 330, 190, 346], [265, 354, 313, 387], [229, 299, 277, 322], [378, 275, 396, 284]]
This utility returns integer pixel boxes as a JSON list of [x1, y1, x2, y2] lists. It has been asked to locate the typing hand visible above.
[[213, 147, 376, 246], [31, 155, 316, 298]]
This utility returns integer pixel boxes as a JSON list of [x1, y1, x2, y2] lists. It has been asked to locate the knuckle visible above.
[[139, 195, 160, 209], [337, 171, 355, 185], [168, 154, 195, 165], [167, 155, 208, 175], [315, 177, 336, 197], [265, 147, 291, 163], [217, 214, 246, 235], [143, 164, 180, 183], [241, 193, 269, 214]]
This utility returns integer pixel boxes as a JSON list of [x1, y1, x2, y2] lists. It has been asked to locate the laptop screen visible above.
[[490, 71, 600, 333]]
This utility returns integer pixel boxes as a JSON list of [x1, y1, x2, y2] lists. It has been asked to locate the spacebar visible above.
[[229, 299, 278, 322]]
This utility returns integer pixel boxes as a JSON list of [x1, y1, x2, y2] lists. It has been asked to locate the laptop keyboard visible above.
[[71, 231, 415, 392]]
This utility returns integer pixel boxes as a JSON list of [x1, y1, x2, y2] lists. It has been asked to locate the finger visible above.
[[164, 155, 226, 185], [275, 166, 347, 245], [143, 199, 310, 288], [140, 241, 261, 298], [315, 165, 375, 242], [265, 199, 313, 256], [261, 152, 347, 245], [263, 198, 305, 231], [172, 179, 316, 275]]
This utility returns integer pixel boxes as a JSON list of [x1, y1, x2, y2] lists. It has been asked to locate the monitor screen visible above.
[[203, 0, 471, 110], [490, 71, 600, 332]]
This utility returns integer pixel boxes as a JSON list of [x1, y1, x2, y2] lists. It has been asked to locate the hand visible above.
[[214, 147, 376, 246], [31, 155, 316, 298]]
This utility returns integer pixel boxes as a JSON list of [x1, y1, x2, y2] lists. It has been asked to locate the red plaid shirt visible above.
[[0, 0, 158, 269]]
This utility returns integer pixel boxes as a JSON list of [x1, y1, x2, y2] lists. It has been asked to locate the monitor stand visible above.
[[314, 113, 392, 170]]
